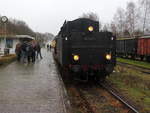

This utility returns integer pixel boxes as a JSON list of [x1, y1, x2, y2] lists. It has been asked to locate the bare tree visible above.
[[110, 21, 118, 35], [110, 0, 150, 37], [139, 0, 150, 34], [125, 1, 138, 37], [115, 8, 126, 36], [111, 7, 127, 37], [102, 23, 110, 31]]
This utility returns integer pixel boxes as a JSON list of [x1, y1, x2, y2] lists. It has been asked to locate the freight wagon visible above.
[[116, 36, 150, 62], [137, 36, 150, 61]]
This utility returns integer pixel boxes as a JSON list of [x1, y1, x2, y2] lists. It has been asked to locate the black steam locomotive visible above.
[[53, 18, 116, 81]]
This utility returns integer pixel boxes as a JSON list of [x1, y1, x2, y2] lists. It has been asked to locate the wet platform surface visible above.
[[0, 49, 67, 113]]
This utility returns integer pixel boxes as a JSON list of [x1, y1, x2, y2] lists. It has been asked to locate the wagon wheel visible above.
[[140, 56, 144, 61]]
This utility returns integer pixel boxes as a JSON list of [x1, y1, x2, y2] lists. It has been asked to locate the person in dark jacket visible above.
[[36, 43, 43, 59], [27, 43, 33, 63], [21, 41, 28, 63], [50, 44, 52, 51], [31, 44, 36, 62], [15, 43, 22, 61], [47, 44, 49, 51]]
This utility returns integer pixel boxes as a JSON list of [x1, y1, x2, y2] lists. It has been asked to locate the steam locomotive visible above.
[[53, 18, 116, 81]]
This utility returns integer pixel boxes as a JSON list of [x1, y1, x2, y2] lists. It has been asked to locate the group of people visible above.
[[15, 41, 42, 63]]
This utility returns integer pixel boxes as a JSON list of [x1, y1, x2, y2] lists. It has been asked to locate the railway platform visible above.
[[0, 49, 70, 113]]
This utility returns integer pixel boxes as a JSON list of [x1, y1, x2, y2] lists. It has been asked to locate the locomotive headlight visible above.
[[106, 54, 111, 60], [73, 55, 79, 61], [88, 26, 94, 32]]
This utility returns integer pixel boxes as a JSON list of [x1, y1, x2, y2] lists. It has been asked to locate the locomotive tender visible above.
[[53, 18, 116, 81]]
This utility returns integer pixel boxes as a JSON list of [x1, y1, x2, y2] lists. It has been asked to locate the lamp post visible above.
[[1, 16, 8, 55]]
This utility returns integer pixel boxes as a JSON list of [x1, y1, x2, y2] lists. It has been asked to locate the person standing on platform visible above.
[[47, 44, 49, 51], [21, 41, 28, 63], [36, 43, 43, 59], [50, 44, 52, 51], [15, 43, 22, 61]]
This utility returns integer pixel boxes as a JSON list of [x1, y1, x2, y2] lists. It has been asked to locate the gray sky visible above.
[[0, 0, 138, 35]]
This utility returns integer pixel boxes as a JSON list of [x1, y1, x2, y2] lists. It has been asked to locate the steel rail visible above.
[[100, 82, 140, 113], [117, 61, 150, 70], [117, 62, 150, 74]]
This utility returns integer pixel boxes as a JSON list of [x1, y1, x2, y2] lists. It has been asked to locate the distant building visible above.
[[0, 35, 35, 54]]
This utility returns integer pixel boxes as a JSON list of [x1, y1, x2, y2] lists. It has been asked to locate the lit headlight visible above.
[[106, 54, 111, 60], [73, 55, 79, 61], [88, 26, 94, 32]]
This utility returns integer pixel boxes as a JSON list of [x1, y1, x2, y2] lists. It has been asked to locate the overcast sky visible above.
[[0, 0, 138, 35]]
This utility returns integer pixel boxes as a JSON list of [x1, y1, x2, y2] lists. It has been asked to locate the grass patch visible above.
[[117, 57, 150, 69], [107, 65, 150, 113], [0, 54, 16, 65]]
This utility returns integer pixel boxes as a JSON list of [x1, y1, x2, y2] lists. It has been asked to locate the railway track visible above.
[[117, 62, 150, 74], [64, 79, 140, 113], [55, 60, 140, 113], [100, 81, 140, 113], [74, 85, 96, 113]]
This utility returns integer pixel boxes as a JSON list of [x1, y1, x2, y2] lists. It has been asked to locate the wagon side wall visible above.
[[137, 38, 150, 56]]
